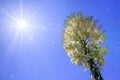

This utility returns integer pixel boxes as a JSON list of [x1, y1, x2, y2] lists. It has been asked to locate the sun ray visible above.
[[2, 9, 18, 22], [23, 28, 33, 40], [6, 30, 21, 54], [20, 0, 23, 18]]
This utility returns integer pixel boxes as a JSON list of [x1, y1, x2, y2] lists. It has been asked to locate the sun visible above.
[[1, 0, 38, 53], [16, 18, 27, 30]]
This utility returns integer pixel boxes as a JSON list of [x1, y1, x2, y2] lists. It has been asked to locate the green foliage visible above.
[[63, 12, 108, 72]]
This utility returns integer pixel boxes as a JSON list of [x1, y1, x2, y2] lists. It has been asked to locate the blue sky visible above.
[[0, 0, 120, 80]]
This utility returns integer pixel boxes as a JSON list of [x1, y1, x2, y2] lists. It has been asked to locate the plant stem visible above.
[[83, 40, 104, 80], [88, 59, 103, 80]]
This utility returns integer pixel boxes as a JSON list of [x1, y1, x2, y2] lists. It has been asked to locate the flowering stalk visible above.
[[63, 12, 108, 80]]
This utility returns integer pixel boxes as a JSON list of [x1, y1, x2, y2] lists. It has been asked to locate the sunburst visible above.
[[3, 0, 35, 53], [16, 18, 27, 30]]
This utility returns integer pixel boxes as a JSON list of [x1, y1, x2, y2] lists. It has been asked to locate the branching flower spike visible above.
[[63, 12, 108, 80]]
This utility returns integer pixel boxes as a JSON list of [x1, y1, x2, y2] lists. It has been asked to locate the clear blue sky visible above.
[[0, 0, 120, 80]]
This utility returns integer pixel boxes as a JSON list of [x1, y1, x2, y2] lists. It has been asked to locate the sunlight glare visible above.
[[3, 0, 39, 54], [16, 19, 27, 30]]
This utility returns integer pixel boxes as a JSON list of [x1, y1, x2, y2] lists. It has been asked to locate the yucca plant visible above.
[[63, 12, 108, 80]]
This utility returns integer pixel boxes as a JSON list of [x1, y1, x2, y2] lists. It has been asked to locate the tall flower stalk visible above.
[[63, 13, 108, 80]]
